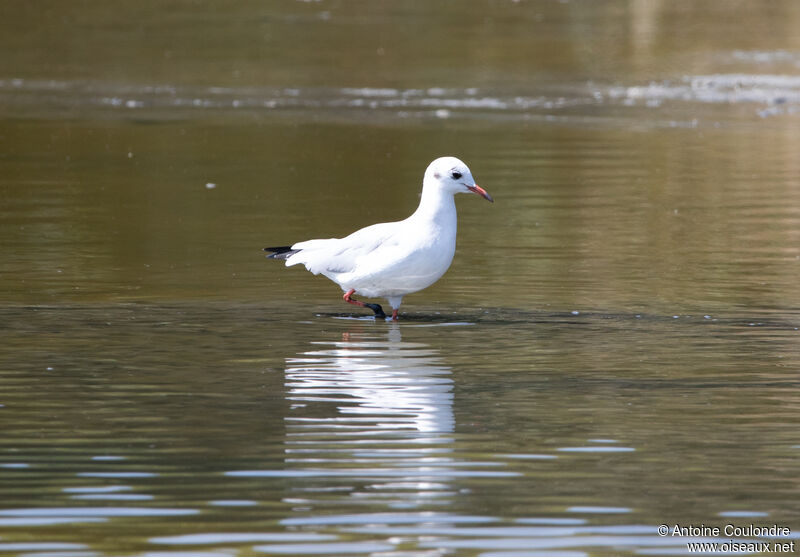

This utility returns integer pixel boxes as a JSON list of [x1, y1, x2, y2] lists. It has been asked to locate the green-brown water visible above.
[[1, 2, 799, 556]]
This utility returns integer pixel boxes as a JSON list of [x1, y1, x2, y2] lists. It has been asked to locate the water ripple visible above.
[[2, 71, 799, 124], [0, 506, 198, 517]]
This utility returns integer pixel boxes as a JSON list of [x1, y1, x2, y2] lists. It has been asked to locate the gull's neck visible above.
[[411, 181, 457, 225]]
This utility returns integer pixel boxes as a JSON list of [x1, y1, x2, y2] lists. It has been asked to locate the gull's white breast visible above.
[[334, 217, 457, 298]]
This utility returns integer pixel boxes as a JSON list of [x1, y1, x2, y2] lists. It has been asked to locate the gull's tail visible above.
[[264, 246, 301, 260]]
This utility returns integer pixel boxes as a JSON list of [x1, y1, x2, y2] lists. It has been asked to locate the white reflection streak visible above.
[[283, 326, 455, 507], [285, 330, 453, 436]]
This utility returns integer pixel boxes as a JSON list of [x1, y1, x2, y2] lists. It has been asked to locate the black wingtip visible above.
[[264, 246, 300, 260]]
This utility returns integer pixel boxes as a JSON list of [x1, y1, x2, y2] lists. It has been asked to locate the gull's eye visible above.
[[451, 171, 462, 180]]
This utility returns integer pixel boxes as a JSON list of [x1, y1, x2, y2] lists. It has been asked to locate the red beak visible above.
[[467, 184, 494, 203]]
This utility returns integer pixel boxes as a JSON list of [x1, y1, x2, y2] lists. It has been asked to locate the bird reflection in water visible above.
[[283, 324, 457, 509]]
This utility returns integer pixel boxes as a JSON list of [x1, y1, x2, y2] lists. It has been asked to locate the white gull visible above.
[[265, 156, 493, 320]]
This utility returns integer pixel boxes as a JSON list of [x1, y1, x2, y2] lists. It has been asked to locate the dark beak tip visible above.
[[467, 184, 493, 203]]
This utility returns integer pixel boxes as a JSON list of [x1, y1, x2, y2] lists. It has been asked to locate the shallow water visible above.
[[2, 1, 800, 556], [2, 304, 798, 556]]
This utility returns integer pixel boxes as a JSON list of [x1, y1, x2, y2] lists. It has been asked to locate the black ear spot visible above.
[[434, 172, 441, 179]]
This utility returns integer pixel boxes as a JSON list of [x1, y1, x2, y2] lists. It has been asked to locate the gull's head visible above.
[[424, 156, 493, 202]]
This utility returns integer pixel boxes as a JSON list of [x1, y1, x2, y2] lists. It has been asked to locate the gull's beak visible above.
[[466, 184, 494, 203]]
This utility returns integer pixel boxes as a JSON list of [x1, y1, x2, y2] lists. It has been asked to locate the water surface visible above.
[[1, 1, 799, 555]]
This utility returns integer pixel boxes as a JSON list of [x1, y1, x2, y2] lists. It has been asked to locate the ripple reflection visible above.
[[276, 325, 516, 510]]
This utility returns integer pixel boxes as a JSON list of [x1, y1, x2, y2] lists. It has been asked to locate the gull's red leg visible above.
[[343, 288, 365, 307], [391, 309, 399, 321], [342, 289, 387, 319]]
